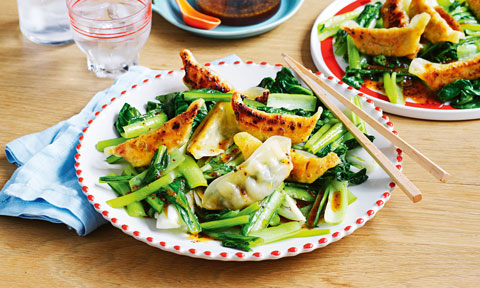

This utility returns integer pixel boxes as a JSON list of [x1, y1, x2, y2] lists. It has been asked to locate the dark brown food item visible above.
[[381, 0, 409, 28], [180, 49, 234, 93], [196, 0, 280, 26]]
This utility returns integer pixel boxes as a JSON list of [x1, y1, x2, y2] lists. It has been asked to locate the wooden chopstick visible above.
[[282, 53, 423, 203], [282, 54, 450, 183]]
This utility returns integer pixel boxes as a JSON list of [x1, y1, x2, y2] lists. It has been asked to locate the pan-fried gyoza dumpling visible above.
[[408, 0, 464, 43], [111, 99, 204, 167], [187, 102, 240, 159], [288, 150, 341, 184], [202, 136, 293, 210], [180, 49, 234, 93], [409, 54, 480, 90], [234, 132, 341, 184], [341, 13, 430, 58], [467, 0, 480, 19], [231, 92, 322, 144], [381, 0, 409, 28]]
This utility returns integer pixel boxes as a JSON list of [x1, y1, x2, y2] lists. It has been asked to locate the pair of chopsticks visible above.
[[282, 54, 450, 203]]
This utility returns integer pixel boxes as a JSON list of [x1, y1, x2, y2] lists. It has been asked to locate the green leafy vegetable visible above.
[[203, 231, 260, 252], [419, 41, 458, 63], [114, 102, 166, 138], [156, 91, 210, 130], [437, 79, 480, 109], [258, 67, 313, 95], [114, 103, 141, 135], [356, 1, 382, 28], [143, 145, 169, 184]]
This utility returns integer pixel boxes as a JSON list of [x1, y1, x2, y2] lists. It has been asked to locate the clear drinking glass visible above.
[[67, 0, 152, 78], [17, 0, 73, 45]]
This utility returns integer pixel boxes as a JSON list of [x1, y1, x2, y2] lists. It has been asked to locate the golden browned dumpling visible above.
[[408, 0, 464, 43], [180, 49, 234, 92], [341, 13, 430, 58], [381, 0, 409, 28], [112, 99, 204, 167], [467, 0, 480, 19], [409, 54, 480, 90], [187, 102, 239, 159], [233, 132, 341, 184], [231, 93, 322, 144], [288, 150, 341, 184]]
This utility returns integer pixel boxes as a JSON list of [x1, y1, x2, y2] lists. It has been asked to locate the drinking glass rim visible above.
[[67, 0, 151, 23]]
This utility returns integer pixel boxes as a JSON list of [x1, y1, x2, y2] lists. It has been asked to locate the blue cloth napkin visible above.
[[0, 54, 242, 236]]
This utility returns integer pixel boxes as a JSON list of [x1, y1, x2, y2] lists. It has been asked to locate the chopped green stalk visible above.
[[244, 98, 266, 108], [318, 10, 362, 30], [350, 95, 367, 133], [249, 222, 302, 246], [167, 191, 202, 234], [318, 10, 362, 41], [304, 123, 333, 150], [461, 23, 480, 31], [236, 202, 261, 217], [125, 202, 147, 217], [356, 1, 382, 28], [105, 172, 146, 217], [183, 90, 233, 102], [203, 231, 261, 252], [217, 210, 240, 219], [300, 204, 313, 217], [121, 113, 168, 139], [145, 194, 164, 213], [269, 213, 281, 226], [106, 155, 123, 164], [120, 166, 147, 217], [106, 177, 131, 196], [347, 188, 357, 205], [457, 43, 478, 59], [128, 150, 185, 190], [144, 145, 169, 184], [129, 170, 147, 190], [347, 36, 361, 69], [383, 72, 405, 105], [283, 185, 315, 202], [122, 164, 137, 176], [318, 29, 339, 41], [96, 137, 127, 152], [242, 186, 286, 236], [324, 180, 349, 225], [178, 155, 207, 188], [164, 150, 186, 174], [329, 131, 350, 151], [266, 93, 317, 111], [99, 175, 134, 183], [107, 172, 175, 208], [306, 187, 329, 228], [200, 215, 250, 230], [309, 122, 347, 154], [291, 228, 331, 238]]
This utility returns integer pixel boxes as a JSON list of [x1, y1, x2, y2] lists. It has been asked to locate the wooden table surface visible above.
[[1, 0, 479, 287]]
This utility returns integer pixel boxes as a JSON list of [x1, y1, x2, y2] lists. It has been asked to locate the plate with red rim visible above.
[[310, 0, 480, 121], [75, 60, 401, 261]]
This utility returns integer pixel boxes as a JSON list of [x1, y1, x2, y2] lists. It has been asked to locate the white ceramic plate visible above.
[[310, 0, 480, 120], [75, 61, 401, 261]]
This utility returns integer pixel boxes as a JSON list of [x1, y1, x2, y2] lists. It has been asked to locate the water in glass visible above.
[[17, 0, 73, 45], [68, 0, 152, 78]]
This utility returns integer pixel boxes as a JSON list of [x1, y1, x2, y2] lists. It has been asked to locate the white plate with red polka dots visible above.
[[75, 61, 402, 261]]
